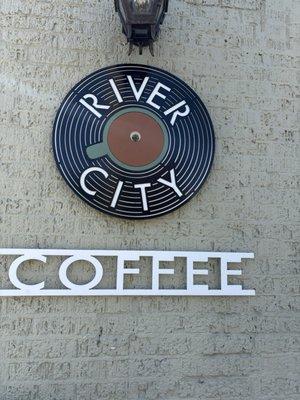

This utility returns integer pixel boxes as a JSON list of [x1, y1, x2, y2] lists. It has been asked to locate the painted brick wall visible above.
[[0, 0, 299, 399]]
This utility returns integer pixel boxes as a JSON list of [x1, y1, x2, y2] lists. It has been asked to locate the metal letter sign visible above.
[[0, 249, 255, 296], [53, 64, 215, 219]]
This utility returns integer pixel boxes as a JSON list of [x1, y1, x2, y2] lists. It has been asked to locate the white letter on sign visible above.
[[110, 181, 124, 208], [80, 167, 108, 196], [59, 255, 103, 291], [127, 75, 149, 101], [158, 169, 183, 197], [164, 100, 190, 126], [186, 256, 209, 293], [152, 255, 175, 291], [109, 79, 123, 103], [79, 94, 110, 118], [134, 183, 151, 211], [220, 257, 244, 294], [9, 254, 46, 291], [146, 82, 171, 110], [116, 255, 140, 291]]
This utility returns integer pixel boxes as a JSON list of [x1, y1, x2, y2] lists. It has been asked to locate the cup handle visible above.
[[86, 142, 107, 160]]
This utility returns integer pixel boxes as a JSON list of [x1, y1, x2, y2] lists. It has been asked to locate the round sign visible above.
[[53, 64, 215, 219]]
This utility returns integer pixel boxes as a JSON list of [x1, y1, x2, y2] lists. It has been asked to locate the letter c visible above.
[[80, 167, 108, 196], [9, 254, 46, 291]]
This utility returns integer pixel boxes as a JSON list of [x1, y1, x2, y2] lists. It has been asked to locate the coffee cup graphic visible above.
[[86, 107, 169, 171]]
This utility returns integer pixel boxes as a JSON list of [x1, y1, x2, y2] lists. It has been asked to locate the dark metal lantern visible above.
[[115, 0, 168, 55]]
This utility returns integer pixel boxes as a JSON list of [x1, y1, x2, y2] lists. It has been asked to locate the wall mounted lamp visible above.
[[115, 0, 169, 56]]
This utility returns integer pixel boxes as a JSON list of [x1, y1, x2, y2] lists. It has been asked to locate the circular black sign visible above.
[[53, 64, 215, 219]]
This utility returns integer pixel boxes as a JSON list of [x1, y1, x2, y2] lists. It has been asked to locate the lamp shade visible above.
[[115, 0, 168, 55]]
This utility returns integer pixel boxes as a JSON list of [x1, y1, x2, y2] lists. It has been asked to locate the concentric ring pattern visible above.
[[53, 64, 215, 219]]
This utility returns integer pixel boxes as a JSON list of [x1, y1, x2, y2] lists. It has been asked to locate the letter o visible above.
[[59, 255, 103, 291]]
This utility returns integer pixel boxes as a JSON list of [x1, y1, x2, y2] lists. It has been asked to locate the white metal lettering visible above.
[[127, 75, 149, 101], [146, 82, 171, 110], [134, 183, 151, 211], [79, 94, 110, 118], [59, 255, 103, 291], [158, 169, 183, 197], [164, 100, 190, 125], [110, 180, 124, 208], [109, 78, 123, 103], [80, 167, 109, 196], [0, 249, 255, 297]]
